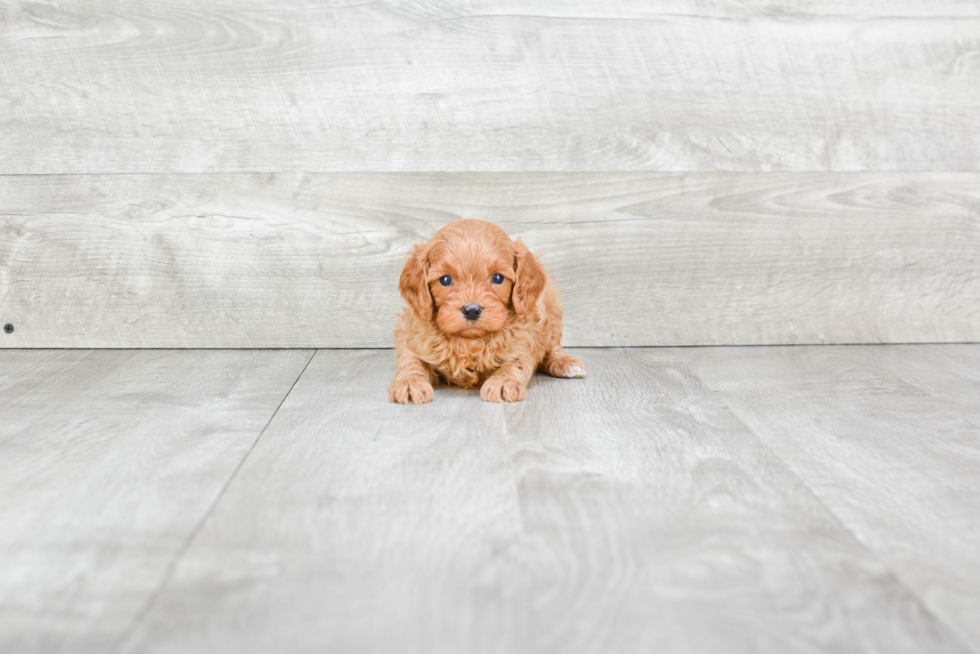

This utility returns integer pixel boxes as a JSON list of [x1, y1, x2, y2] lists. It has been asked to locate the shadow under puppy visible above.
[[389, 219, 586, 404]]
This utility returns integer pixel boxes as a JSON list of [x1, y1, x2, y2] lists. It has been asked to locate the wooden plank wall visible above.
[[1, 1, 978, 347]]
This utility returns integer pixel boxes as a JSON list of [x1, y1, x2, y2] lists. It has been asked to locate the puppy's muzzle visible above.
[[461, 304, 483, 321]]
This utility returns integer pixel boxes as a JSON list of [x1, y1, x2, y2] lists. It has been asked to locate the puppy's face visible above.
[[427, 237, 514, 337], [399, 220, 545, 338]]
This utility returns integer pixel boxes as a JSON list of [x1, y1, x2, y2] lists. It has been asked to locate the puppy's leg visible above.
[[481, 356, 535, 403], [536, 281, 586, 379], [541, 346, 587, 379], [388, 352, 435, 404]]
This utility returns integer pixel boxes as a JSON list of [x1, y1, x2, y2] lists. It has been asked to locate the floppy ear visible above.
[[512, 239, 546, 316], [398, 241, 433, 322]]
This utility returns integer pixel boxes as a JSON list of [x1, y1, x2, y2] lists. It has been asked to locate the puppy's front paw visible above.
[[388, 377, 434, 404], [480, 376, 527, 403]]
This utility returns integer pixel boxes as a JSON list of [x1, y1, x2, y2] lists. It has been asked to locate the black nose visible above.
[[461, 304, 483, 321]]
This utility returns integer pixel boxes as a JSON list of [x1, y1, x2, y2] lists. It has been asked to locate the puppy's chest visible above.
[[432, 339, 505, 388]]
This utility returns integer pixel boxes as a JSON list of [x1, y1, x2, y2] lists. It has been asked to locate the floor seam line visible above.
[[112, 348, 318, 653]]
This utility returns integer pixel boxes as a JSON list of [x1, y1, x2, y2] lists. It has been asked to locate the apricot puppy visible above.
[[389, 219, 585, 404]]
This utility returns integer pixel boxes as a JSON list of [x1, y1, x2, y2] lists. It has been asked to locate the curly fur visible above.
[[389, 219, 585, 404]]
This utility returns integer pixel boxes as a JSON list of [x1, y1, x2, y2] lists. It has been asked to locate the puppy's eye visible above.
[[439, 275, 452, 287], [492, 273, 504, 285]]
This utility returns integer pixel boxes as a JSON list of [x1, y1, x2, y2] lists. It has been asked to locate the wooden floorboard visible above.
[[3, 172, 979, 348], [6, 346, 979, 653], [118, 348, 966, 654], [676, 345, 980, 651], [852, 344, 980, 429], [0, 349, 313, 654]]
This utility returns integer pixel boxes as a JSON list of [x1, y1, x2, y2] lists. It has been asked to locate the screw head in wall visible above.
[[3, 324, 13, 334]]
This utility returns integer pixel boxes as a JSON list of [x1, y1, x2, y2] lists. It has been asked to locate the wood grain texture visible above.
[[119, 348, 964, 654], [0, 349, 312, 654], [854, 344, 980, 427], [3, 1, 980, 173], [676, 345, 980, 650], [3, 172, 979, 348]]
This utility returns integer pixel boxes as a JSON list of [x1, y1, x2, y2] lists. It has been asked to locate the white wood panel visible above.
[[0, 349, 313, 654], [854, 344, 980, 427], [2, 1, 980, 173], [119, 349, 963, 654], [2, 172, 978, 348], [675, 345, 980, 649]]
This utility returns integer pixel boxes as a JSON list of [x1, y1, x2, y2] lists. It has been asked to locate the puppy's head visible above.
[[399, 219, 545, 338]]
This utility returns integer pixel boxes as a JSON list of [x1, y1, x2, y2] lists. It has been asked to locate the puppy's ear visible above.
[[512, 238, 546, 315], [399, 241, 434, 322]]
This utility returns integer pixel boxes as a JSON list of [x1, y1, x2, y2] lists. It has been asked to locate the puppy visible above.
[[389, 219, 585, 404]]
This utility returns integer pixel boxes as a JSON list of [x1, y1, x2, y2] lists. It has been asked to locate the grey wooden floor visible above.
[[2, 346, 979, 654]]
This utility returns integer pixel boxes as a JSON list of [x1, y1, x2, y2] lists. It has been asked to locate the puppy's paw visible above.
[[480, 375, 527, 403], [544, 354, 587, 379], [388, 376, 434, 404]]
